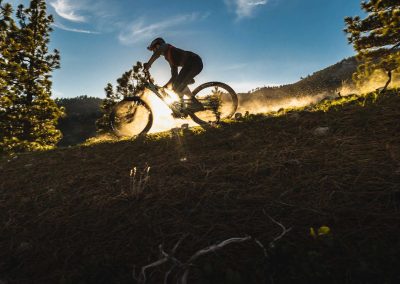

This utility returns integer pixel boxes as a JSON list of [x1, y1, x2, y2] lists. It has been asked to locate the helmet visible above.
[[147, 37, 165, 51]]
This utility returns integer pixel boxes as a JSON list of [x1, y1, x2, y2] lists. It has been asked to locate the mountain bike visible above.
[[110, 69, 238, 137]]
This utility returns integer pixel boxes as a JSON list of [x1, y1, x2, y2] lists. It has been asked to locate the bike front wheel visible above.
[[110, 97, 153, 137], [189, 82, 238, 126]]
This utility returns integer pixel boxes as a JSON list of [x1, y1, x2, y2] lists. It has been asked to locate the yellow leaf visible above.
[[318, 226, 331, 236], [310, 227, 317, 239]]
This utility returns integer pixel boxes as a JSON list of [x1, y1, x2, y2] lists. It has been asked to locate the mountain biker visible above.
[[143, 37, 204, 111]]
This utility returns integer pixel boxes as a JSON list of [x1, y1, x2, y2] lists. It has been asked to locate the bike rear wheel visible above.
[[110, 97, 153, 137], [189, 82, 238, 126]]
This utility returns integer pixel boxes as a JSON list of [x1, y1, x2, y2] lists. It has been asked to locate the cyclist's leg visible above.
[[173, 56, 203, 96]]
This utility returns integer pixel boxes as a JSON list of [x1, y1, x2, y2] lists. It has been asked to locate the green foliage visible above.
[[96, 61, 149, 133], [345, 0, 400, 90], [0, 0, 63, 154]]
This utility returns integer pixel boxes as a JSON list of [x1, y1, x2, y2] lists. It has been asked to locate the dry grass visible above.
[[0, 90, 400, 283]]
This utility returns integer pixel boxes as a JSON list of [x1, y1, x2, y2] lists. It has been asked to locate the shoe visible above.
[[170, 101, 187, 118]]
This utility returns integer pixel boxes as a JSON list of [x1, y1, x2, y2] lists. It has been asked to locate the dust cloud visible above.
[[338, 70, 400, 96], [238, 71, 400, 115]]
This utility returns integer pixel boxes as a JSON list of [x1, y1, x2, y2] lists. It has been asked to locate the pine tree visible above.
[[95, 83, 120, 133], [96, 61, 148, 134], [0, 1, 19, 151], [345, 0, 400, 92], [0, 0, 63, 154]]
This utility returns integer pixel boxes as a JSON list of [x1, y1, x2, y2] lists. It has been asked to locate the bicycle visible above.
[[110, 69, 238, 137]]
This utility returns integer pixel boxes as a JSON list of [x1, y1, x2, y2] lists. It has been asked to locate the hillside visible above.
[[242, 57, 357, 100], [1, 90, 400, 283]]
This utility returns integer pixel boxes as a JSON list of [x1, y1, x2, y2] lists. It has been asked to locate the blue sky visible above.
[[8, 0, 362, 98]]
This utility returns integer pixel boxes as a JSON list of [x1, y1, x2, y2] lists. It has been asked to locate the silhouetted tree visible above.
[[96, 61, 148, 133], [96, 83, 120, 133], [345, 0, 400, 92], [0, 0, 63, 153]]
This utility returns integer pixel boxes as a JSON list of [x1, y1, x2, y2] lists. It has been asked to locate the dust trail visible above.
[[239, 71, 400, 115], [238, 92, 336, 114], [338, 70, 400, 96]]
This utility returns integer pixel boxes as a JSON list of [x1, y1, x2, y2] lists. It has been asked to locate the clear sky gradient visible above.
[[8, 0, 363, 98]]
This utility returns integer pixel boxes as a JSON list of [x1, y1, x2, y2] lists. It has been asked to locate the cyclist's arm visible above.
[[146, 43, 168, 68]]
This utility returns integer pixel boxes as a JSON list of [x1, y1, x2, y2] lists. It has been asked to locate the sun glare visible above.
[[163, 88, 181, 105], [141, 89, 195, 133]]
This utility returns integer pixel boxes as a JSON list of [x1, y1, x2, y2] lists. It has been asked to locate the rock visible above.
[[232, 132, 242, 140], [313, 127, 330, 136], [234, 113, 243, 120]]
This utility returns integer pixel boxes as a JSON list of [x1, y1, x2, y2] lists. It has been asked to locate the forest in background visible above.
[[55, 96, 102, 147]]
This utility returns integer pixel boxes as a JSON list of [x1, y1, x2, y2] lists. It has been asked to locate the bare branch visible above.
[[137, 218, 291, 284], [254, 238, 268, 258], [181, 236, 252, 284], [139, 257, 169, 284], [268, 215, 292, 247], [187, 236, 252, 264], [137, 235, 186, 284]]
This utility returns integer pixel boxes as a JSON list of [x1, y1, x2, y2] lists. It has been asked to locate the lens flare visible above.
[[141, 89, 195, 133], [163, 88, 181, 105]]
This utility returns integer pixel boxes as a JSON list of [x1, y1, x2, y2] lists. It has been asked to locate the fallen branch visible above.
[[268, 215, 292, 247], [135, 235, 186, 284], [180, 236, 252, 284], [136, 217, 291, 283]]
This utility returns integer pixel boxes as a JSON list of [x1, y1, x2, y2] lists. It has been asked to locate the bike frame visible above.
[[138, 70, 218, 118], [143, 81, 184, 117]]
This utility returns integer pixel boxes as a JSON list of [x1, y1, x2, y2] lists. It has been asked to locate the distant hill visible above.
[[247, 56, 357, 99], [56, 96, 102, 147], [237, 56, 359, 114]]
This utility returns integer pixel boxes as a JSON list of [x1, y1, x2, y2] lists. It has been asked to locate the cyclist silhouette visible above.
[[143, 37, 204, 111]]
